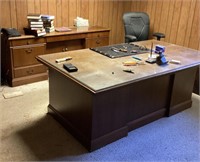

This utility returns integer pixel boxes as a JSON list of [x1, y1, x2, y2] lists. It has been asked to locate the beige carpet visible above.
[[0, 81, 87, 161], [0, 81, 199, 161]]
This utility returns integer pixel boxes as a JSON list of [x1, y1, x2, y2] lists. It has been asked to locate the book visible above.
[[30, 27, 44, 30], [45, 26, 55, 32], [27, 13, 41, 20], [27, 13, 41, 17], [41, 14, 55, 20], [34, 28, 46, 33], [28, 19, 43, 22], [45, 28, 55, 33], [55, 27, 72, 32], [23, 27, 46, 37], [37, 31, 46, 37], [29, 21, 43, 25], [43, 22, 54, 27], [30, 24, 44, 28], [43, 20, 54, 24]]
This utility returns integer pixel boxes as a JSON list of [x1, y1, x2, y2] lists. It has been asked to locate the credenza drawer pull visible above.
[[25, 48, 32, 53], [96, 39, 101, 44], [26, 69, 34, 74], [62, 48, 68, 52]]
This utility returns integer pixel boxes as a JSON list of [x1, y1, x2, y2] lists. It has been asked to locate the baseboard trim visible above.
[[127, 109, 166, 131], [48, 104, 129, 151], [168, 100, 192, 116], [48, 104, 128, 151], [90, 126, 128, 151]]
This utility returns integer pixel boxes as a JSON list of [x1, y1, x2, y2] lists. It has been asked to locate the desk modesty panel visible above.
[[37, 40, 200, 151]]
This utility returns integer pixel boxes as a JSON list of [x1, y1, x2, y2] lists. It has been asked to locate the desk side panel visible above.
[[48, 68, 93, 150], [168, 67, 198, 116], [91, 86, 129, 150], [127, 75, 172, 130]]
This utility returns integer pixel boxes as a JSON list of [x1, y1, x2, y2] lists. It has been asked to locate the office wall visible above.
[[129, 0, 200, 50], [0, 0, 130, 45], [0, 0, 199, 50]]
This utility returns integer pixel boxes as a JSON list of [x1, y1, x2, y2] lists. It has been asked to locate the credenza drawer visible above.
[[11, 38, 45, 46], [12, 44, 45, 67], [46, 34, 86, 42], [46, 39, 85, 54], [87, 31, 109, 38], [14, 64, 47, 78]]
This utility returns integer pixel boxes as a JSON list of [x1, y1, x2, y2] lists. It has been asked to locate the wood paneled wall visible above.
[[129, 0, 200, 50], [0, 0, 199, 50]]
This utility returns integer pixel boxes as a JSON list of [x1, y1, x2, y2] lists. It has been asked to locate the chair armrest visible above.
[[153, 33, 165, 41], [125, 35, 137, 43]]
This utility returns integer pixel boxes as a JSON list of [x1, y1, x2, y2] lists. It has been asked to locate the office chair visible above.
[[123, 12, 165, 43]]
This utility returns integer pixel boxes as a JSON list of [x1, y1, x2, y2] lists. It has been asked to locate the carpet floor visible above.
[[0, 80, 199, 161]]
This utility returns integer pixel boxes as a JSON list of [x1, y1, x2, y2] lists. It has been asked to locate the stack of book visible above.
[[25, 13, 46, 37], [41, 15, 55, 33]]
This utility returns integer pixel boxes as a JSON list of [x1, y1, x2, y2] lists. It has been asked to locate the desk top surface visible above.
[[37, 40, 200, 93]]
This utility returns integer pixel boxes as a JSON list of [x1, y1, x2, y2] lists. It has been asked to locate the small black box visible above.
[[63, 63, 78, 72]]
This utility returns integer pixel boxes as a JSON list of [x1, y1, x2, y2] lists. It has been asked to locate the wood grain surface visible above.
[[37, 40, 200, 92], [0, 0, 199, 50]]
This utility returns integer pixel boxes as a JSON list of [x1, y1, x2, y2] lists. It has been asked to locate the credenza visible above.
[[1, 26, 110, 86]]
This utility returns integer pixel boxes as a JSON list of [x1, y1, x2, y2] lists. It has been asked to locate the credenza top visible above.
[[37, 40, 200, 93], [8, 26, 110, 40]]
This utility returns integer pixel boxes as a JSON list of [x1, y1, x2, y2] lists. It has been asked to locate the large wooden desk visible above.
[[37, 40, 200, 151], [1, 26, 109, 86]]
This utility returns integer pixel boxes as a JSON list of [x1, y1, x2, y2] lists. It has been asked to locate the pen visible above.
[[123, 69, 134, 74], [150, 42, 153, 58], [132, 56, 142, 61], [55, 57, 72, 63]]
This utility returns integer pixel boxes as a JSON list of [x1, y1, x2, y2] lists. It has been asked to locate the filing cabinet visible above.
[[1, 36, 47, 86]]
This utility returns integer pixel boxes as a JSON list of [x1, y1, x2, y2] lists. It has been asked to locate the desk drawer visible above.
[[11, 38, 45, 46], [12, 44, 45, 67], [85, 37, 109, 48], [14, 64, 47, 78]]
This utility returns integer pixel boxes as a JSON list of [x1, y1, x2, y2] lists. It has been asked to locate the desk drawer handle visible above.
[[26, 48, 32, 53]]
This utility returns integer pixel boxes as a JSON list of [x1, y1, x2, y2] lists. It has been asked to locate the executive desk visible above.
[[37, 40, 200, 151]]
